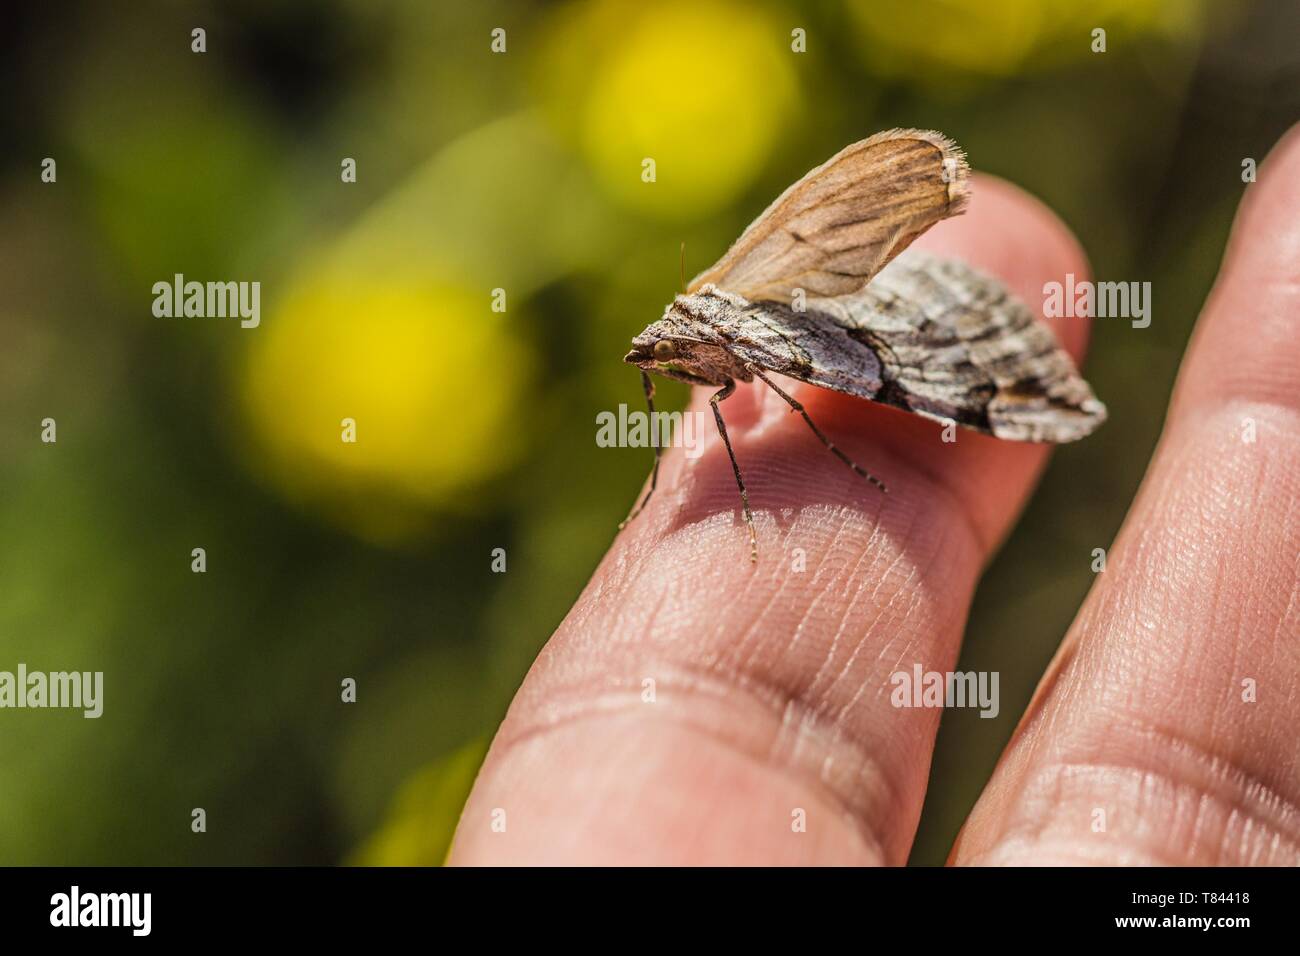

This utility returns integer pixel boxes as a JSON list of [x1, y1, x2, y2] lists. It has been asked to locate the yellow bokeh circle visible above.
[[541, 0, 798, 220], [241, 275, 533, 538]]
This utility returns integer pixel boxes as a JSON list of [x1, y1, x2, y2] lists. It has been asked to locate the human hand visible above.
[[450, 126, 1300, 866]]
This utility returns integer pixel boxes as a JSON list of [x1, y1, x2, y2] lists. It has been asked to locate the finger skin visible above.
[[450, 177, 1093, 865], [953, 126, 1300, 866]]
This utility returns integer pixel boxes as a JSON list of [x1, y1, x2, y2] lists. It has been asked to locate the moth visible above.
[[622, 129, 1106, 560]]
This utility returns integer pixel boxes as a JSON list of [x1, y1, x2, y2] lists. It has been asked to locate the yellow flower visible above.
[[350, 739, 487, 866], [538, 0, 798, 220], [241, 275, 532, 541], [846, 0, 1207, 81]]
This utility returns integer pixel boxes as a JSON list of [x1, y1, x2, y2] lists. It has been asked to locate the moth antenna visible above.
[[679, 241, 687, 294]]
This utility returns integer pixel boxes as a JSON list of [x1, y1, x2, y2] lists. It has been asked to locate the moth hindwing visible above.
[[622, 129, 1105, 561]]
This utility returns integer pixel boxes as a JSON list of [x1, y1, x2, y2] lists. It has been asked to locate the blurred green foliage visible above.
[[0, 0, 1295, 864]]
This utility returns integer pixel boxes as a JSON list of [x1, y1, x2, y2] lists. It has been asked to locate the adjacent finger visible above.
[[952, 125, 1300, 866]]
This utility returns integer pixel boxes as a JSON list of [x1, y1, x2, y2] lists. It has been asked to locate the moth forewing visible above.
[[688, 128, 970, 304]]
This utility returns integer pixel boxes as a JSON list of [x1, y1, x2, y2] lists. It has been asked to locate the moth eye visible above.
[[653, 340, 677, 362]]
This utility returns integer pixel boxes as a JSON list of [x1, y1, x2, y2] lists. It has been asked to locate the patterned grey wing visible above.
[[787, 250, 1106, 442], [713, 295, 886, 398]]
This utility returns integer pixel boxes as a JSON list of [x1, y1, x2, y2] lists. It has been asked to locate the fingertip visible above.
[[1215, 122, 1300, 303], [1173, 121, 1300, 422]]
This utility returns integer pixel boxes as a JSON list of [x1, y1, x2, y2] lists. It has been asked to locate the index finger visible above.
[[450, 175, 1094, 865]]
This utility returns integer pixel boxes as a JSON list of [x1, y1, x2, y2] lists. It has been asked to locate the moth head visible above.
[[623, 317, 663, 356], [623, 326, 686, 371], [625, 321, 744, 388], [625, 289, 754, 385]]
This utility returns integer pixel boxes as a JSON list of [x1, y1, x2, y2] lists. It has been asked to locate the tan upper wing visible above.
[[689, 129, 969, 304]]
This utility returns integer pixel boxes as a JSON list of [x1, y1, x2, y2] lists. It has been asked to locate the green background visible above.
[[1, 0, 1296, 864]]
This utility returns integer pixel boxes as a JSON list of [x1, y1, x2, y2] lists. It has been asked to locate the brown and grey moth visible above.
[[622, 129, 1106, 560]]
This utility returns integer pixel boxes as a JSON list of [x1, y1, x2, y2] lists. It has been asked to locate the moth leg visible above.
[[709, 380, 759, 563], [619, 370, 661, 530], [749, 366, 888, 493]]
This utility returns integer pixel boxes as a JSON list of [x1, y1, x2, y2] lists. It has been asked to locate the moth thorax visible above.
[[671, 285, 751, 326]]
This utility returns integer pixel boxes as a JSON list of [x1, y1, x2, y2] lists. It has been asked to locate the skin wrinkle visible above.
[[1124, 719, 1300, 858], [816, 550, 896, 710], [840, 591, 924, 725], [768, 501, 938, 729], [818, 565, 903, 715], [711, 523, 800, 668], [866, 544, 936, 677], [719, 444, 950, 702], [795, 508, 891, 701], [491, 708, 884, 864], [824, 506, 948, 722], [722, 514, 804, 675], [517, 658, 896, 862], [778, 696, 885, 826], [972, 750, 1300, 866], [876, 594, 948, 711]]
